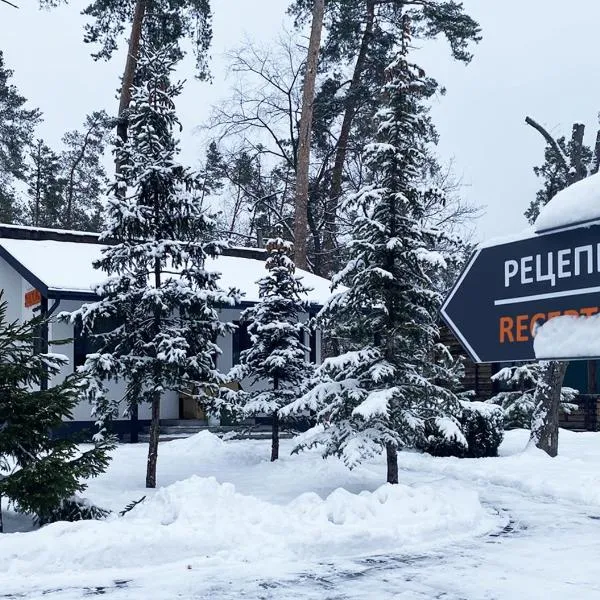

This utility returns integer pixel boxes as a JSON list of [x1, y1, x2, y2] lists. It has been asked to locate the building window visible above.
[[232, 321, 252, 366], [73, 316, 121, 369], [309, 328, 317, 364], [231, 321, 318, 365]]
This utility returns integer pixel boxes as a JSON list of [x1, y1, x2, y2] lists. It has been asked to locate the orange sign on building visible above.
[[24, 289, 42, 308]]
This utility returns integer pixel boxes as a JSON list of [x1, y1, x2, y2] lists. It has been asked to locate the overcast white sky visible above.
[[2, 0, 600, 241]]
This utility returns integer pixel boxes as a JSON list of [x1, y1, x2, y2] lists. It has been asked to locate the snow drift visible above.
[[0, 474, 496, 577], [534, 171, 600, 232]]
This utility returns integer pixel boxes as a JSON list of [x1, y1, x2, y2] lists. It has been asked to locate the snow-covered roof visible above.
[[0, 237, 333, 306], [534, 172, 600, 232]]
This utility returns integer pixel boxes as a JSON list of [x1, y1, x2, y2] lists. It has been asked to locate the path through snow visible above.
[[3, 430, 600, 599]]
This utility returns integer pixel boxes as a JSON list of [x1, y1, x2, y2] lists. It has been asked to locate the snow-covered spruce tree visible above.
[[282, 17, 462, 484], [228, 238, 312, 461], [489, 364, 577, 429], [0, 295, 111, 530], [72, 42, 236, 489]]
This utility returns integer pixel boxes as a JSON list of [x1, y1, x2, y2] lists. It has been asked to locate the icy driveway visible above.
[[3, 430, 600, 599]]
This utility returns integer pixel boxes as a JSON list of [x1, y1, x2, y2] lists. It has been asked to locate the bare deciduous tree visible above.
[[208, 34, 304, 169], [206, 36, 316, 250]]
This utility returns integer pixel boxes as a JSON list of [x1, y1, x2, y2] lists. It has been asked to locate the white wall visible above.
[[0, 257, 322, 424], [46, 299, 180, 422], [0, 255, 26, 323]]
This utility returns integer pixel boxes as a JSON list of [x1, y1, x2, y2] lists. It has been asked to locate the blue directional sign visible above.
[[441, 219, 600, 363]]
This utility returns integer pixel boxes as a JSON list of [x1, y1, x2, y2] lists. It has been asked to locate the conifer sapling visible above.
[[228, 237, 312, 461], [0, 295, 111, 529]]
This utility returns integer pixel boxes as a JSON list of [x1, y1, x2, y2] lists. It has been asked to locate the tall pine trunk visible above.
[[528, 361, 567, 457], [116, 0, 147, 148], [322, 0, 375, 275], [386, 443, 398, 484], [293, 0, 324, 270], [33, 142, 42, 227], [146, 392, 161, 488], [271, 410, 279, 462]]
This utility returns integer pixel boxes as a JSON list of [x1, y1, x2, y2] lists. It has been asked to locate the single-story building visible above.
[[0, 224, 331, 438]]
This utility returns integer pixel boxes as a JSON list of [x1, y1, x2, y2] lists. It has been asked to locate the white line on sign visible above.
[[494, 285, 600, 306]]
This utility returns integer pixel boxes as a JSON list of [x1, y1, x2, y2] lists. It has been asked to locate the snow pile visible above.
[[534, 171, 600, 232], [398, 429, 600, 507], [8, 430, 600, 597], [161, 428, 227, 455], [534, 313, 600, 359], [0, 475, 497, 577]]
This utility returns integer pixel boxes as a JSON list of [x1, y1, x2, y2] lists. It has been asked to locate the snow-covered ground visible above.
[[3, 429, 600, 599]]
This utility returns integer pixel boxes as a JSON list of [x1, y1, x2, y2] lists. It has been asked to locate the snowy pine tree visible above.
[[489, 364, 577, 429], [228, 238, 312, 461], [0, 294, 111, 530], [283, 17, 462, 484], [525, 128, 593, 224], [523, 121, 590, 456], [59, 110, 111, 231], [0, 50, 40, 224], [27, 139, 65, 228], [72, 42, 236, 489]]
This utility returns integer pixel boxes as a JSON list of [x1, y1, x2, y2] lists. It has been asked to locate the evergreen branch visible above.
[[119, 495, 146, 516]]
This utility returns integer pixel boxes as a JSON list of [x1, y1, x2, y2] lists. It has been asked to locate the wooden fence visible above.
[[560, 394, 600, 432]]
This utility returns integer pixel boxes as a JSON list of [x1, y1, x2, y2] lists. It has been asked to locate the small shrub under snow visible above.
[[488, 364, 577, 429], [419, 401, 504, 458]]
